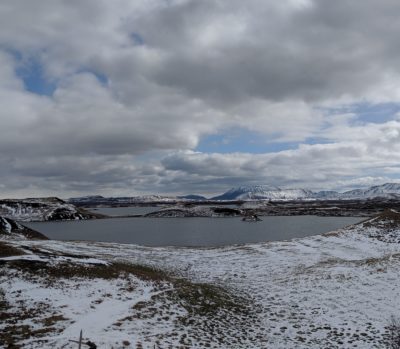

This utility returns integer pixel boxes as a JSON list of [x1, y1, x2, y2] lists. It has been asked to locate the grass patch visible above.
[[2, 254, 259, 347], [6, 259, 169, 283], [6, 254, 250, 316], [363, 209, 400, 229], [175, 280, 247, 315], [41, 314, 68, 327], [6, 258, 246, 315], [0, 241, 25, 257], [1, 324, 60, 348], [0, 287, 62, 348], [0, 287, 10, 321]]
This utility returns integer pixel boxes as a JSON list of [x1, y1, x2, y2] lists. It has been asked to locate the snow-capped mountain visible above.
[[340, 183, 400, 199], [67, 183, 400, 205], [212, 183, 400, 201], [212, 185, 314, 201], [0, 197, 97, 222]]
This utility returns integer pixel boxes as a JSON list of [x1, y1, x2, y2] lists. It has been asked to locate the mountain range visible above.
[[68, 183, 400, 204], [212, 183, 400, 201], [211, 185, 314, 201]]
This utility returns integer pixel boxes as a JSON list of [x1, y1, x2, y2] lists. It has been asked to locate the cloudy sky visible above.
[[1, 0, 400, 198]]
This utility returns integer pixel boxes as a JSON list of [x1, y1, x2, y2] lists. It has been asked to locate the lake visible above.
[[87, 206, 161, 216], [26, 216, 362, 247]]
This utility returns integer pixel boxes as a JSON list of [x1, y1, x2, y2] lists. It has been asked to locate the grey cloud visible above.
[[160, 120, 400, 192], [132, 0, 400, 104], [5, 0, 399, 105], [1, 1, 400, 196]]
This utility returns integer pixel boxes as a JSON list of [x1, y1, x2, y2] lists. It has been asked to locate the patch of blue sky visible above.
[[386, 172, 400, 179], [94, 72, 108, 85], [322, 102, 400, 125], [7, 47, 109, 95], [350, 102, 400, 124], [304, 136, 332, 145], [195, 128, 300, 154], [3, 47, 23, 61], [130, 32, 144, 46], [14, 55, 57, 96]]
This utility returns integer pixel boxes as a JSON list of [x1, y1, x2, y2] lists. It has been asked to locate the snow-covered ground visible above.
[[0, 197, 98, 222], [1, 212, 400, 348]]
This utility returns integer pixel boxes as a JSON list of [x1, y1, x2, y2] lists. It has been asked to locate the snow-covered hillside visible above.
[[341, 183, 400, 199], [212, 185, 313, 201], [213, 183, 400, 201], [0, 197, 98, 222], [1, 211, 400, 348], [67, 183, 400, 205], [0, 216, 47, 239]]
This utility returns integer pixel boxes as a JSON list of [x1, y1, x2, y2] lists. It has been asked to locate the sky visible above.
[[2, 0, 400, 198]]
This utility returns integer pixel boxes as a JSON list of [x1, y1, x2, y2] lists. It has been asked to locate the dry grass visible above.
[[174, 280, 247, 316], [0, 241, 25, 258], [1, 244, 258, 348], [6, 259, 169, 283], [363, 209, 400, 229], [0, 286, 67, 348], [5, 257, 248, 314]]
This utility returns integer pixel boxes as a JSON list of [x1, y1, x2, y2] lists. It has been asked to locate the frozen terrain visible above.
[[0, 216, 47, 240], [212, 183, 400, 201], [1, 211, 400, 348], [69, 183, 400, 206], [0, 197, 102, 222], [212, 185, 314, 201]]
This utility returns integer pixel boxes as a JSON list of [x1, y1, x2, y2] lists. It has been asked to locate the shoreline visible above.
[[1, 211, 400, 348]]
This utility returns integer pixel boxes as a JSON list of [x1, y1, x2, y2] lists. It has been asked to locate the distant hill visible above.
[[68, 195, 105, 203], [212, 185, 313, 201], [0, 197, 98, 221], [67, 183, 400, 205], [0, 216, 47, 239], [212, 183, 400, 201], [340, 183, 400, 199], [177, 195, 207, 201]]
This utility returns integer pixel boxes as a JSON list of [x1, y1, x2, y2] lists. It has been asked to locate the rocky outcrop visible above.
[[0, 197, 103, 222], [0, 216, 47, 239]]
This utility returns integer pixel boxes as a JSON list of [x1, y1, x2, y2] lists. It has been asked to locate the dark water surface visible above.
[[26, 216, 362, 247], [87, 206, 160, 216]]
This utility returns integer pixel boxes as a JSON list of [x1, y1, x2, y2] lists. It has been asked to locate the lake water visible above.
[[87, 206, 160, 216], [26, 216, 362, 247]]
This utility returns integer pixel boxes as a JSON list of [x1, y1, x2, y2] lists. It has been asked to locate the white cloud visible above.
[[160, 119, 400, 192], [1, 0, 400, 196]]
